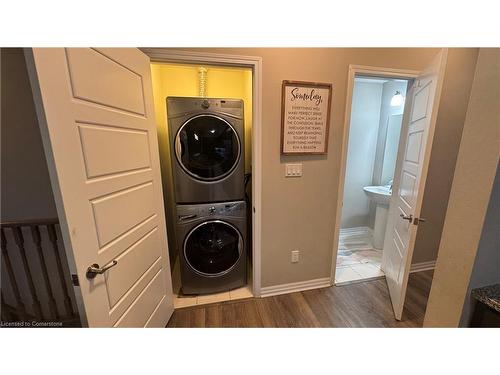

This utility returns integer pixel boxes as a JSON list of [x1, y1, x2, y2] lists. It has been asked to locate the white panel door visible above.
[[382, 50, 448, 320], [25, 48, 174, 327]]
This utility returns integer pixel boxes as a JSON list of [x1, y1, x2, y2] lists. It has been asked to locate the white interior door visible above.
[[25, 48, 174, 327], [382, 49, 448, 320]]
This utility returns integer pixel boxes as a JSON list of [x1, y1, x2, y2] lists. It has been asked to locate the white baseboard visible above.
[[260, 277, 332, 298], [260, 263, 434, 298], [339, 226, 372, 238], [410, 260, 436, 273]]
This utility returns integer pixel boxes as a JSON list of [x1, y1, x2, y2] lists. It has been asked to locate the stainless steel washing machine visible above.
[[176, 200, 247, 295], [167, 97, 245, 204]]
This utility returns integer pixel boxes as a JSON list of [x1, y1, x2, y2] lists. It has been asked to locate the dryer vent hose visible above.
[[198, 67, 208, 97]]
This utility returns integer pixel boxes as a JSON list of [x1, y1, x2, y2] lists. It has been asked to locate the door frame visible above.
[[140, 48, 263, 297], [330, 65, 420, 285]]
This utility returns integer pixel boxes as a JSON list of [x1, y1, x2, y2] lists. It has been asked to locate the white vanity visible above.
[[363, 185, 391, 250]]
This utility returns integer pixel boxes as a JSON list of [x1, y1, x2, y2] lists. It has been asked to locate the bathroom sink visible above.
[[363, 185, 391, 205], [363, 185, 392, 249]]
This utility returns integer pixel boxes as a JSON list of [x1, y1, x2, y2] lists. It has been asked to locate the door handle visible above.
[[175, 136, 183, 159], [413, 217, 426, 225], [400, 213, 413, 222], [179, 214, 197, 221], [86, 260, 118, 279]]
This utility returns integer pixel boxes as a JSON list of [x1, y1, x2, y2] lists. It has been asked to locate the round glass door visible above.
[[184, 220, 242, 277], [175, 114, 240, 181]]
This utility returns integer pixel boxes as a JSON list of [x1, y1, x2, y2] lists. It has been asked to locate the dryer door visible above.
[[175, 114, 241, 181], [184, 220, 243, 277]]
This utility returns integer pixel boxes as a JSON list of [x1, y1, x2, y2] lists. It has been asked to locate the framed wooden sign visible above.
[[281, 80, 332, 155]]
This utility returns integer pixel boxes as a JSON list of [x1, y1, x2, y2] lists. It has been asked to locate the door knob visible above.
[[400, 213, 413, 222], [86, 260, 118, 279]]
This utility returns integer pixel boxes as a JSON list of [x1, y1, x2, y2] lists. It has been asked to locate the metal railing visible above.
[[1, 218, 80, 326]]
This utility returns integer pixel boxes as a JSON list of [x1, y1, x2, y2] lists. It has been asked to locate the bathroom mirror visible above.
[[381, 114, 403, 185]]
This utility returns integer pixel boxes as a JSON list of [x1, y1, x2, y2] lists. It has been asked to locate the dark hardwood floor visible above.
[[167, 270, 434, 328]]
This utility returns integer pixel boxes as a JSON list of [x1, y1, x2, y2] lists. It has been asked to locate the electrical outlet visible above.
[[291, 250, 300, 263]]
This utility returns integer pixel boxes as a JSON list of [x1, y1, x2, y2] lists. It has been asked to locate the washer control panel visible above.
[[177, 201, 246, 222]]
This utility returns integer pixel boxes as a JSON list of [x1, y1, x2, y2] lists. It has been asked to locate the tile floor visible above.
[[172, 257, 254, 309], [335, 227, 385, 285], [173, 284, 253, 309]]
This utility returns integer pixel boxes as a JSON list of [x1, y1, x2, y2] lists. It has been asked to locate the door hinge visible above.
[[71, 274, 80, 286]]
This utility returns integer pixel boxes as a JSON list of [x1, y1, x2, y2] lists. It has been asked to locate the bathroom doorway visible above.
[[334, 73, 413, 285], [332, 53, 447, 320]]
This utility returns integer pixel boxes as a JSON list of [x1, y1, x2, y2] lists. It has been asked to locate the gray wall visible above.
[[1, 48, 57, 221], [341, 80, 382, 228], [460, 163, 500, 326]]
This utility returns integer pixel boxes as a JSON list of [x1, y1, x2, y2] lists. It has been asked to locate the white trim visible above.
[[338, 227, 374, 252], [140, 48, 263, 297], [335, 275, 385, 287], [334, 261, 435, 287], [339, 226, 372, 238], [348, 65, 421, 79], [330, 65, 420, 286], [260, 277, 332, 298], [410, 260, 436, 273], [334, 261, 434, 287]]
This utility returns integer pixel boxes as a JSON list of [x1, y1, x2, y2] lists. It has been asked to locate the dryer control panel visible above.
[[167, 97, 244, 120]]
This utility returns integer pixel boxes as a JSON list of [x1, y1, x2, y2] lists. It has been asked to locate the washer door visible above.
[[175, 114, 240, 181], [184, 220, 243, 277]]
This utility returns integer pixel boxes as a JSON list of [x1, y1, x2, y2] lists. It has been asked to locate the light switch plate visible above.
[[291, 250, 300, 263], [285, 163, 303, 177]]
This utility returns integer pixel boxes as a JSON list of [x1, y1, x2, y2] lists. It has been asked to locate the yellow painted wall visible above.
[[150, 63, 252, 262], [151, 63, 252, 172]]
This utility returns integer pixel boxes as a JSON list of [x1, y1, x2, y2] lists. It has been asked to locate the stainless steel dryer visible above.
[[167, 97, 245, 204], [176, 201, 247, 295]]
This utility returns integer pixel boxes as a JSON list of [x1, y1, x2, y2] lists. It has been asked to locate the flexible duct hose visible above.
[[198, 67, 207, 97]]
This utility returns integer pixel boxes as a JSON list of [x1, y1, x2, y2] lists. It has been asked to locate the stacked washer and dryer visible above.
[[167, 97, 247, 295]]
